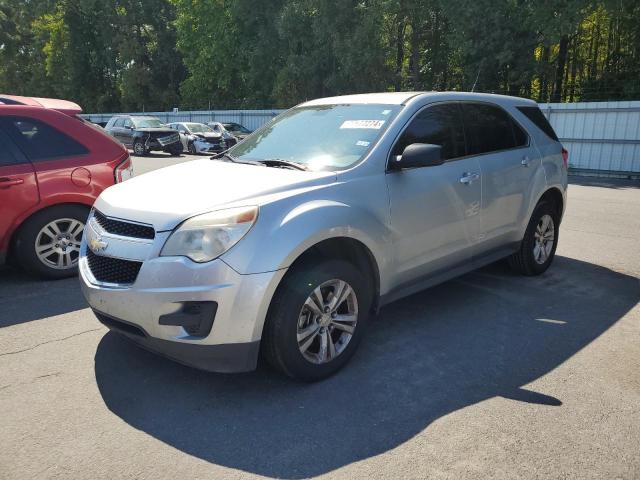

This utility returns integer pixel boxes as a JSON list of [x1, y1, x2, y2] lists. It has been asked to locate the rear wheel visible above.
[[509, 201, 559, 276], [262, 259, 372, 381], [14, 205, 90, 279]]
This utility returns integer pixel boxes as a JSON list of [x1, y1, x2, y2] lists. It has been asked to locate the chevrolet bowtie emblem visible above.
[[89, 237, 108, 253]]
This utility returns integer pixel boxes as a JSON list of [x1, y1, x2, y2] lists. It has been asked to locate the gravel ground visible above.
[[0, 176, 638, 480]]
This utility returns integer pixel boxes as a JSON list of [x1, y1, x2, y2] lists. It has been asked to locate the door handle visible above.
[[459, 172, 480, 185], [0, 177, 25, 188], [521, 156, 530, 167]]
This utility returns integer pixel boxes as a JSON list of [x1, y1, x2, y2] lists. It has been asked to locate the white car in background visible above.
[[167, 122, 226, 154], [206, 122, 239, 147]]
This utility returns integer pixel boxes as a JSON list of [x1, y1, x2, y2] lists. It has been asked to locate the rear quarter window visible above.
[[517, 106, 559, 142], [0, 117, 89, 162]]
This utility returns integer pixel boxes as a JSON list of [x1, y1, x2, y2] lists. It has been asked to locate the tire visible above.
[[188, 142, 196, 155], [13, 204, 90, 279], [133, 139, 147, 156], [262, 259, 373, 381], [508, 201, 559, 276], [169, 143, 183, 156]]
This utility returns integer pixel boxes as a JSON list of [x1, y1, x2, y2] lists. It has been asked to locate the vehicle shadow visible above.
[[0, 267, 86, 328], [94, 256, 639, 478]]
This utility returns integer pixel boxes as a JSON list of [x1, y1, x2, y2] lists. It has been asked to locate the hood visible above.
[[95, 159, 337, 231], [194, 132, 223, 140], [135, 127, 176, 134]]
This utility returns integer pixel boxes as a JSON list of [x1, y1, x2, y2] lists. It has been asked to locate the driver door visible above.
[[386, 102, 482, 288]]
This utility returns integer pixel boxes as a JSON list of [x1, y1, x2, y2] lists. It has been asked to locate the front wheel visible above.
[[262, 259, 372, 381], [13, 205, 90, 279], [133, 140, 147, 156], [188, 142, 196, 155], [509, 201, 559, 276], [169, 143, 183, 156]]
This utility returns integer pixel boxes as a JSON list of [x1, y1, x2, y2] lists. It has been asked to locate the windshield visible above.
[[225, 123, 251, 134], [134, 118, 164, 128], [186, 123, 213, 133], [229, 104, 401, 171]]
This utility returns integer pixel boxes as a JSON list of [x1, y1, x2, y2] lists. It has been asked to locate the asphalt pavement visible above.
[[0, 175, 638, 480]]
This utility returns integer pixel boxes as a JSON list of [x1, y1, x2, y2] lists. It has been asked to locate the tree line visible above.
[[1, 0, 638, 113]]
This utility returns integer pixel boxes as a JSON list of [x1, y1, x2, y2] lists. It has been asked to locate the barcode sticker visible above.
[[340, 120, 385, 130]]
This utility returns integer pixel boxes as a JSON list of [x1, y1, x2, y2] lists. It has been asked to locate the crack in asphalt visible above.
[[0, 328, 102, 357]]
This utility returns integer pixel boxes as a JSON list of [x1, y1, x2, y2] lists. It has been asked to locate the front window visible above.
[[133, 118, 164, 128], [230, 104, 401, 171]]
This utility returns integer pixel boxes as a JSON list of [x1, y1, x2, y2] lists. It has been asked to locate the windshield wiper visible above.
[[211, 152, 259, 166], [255, 159, 309, 171]]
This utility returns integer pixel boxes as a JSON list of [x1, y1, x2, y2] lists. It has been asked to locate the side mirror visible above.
[[391, 143, 444, 170], [179, 130, 186, 134]]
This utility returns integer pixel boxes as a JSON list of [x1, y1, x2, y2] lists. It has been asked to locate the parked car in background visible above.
[[206, 121, 239, 147], [0, 94, 132, 279], [222, 122, 253, 140], [167, 122, 226, 154], [80, 92, 567, 381], [105, 115, 182, 156]]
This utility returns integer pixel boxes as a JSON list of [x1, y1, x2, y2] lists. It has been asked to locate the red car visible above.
[[0, 95, 133, 279]]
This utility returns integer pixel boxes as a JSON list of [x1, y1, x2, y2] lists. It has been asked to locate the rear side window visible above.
[[0, 130, 23, 166], [462, 103, 528, 155], [517, 106, 559, 141], [0, 117, 89, 162], [392, 103, 466, 160]]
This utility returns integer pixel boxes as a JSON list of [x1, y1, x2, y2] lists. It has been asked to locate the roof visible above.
[[0, 94, 82, 115], [299, 91, 537, 107], [301, 92, 424, 107]]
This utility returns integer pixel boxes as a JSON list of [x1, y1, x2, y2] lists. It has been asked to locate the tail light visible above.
[[561, 147, 569, 169], [114, 154, 134, 183]]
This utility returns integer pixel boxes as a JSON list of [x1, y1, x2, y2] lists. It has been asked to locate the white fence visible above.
[[539, 101, 640, 175], [84, 101, 640, 176]]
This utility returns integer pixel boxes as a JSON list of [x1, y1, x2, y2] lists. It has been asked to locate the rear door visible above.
[[0, 127, 39, 249], [0, 115, 91, 205], [386, 102, 482, 287], [460, 102, 537, 254]]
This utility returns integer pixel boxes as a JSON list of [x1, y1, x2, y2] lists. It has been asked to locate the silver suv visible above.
[[80, 92, 567, 381]]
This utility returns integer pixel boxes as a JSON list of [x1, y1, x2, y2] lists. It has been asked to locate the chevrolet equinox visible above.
[[80, 92, 568, 381]]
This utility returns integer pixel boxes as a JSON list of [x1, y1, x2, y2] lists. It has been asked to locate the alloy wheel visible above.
[[296, 279, 358, 364], [34, 218, 84, 270], [533, 214, 555, 264]]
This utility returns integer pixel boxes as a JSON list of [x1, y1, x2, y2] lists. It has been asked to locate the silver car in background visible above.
[[80, 92, 568, 381], [167, 122, 226, 154]]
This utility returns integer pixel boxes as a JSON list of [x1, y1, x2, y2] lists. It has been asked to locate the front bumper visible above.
[[80, 247, 286, 373], [194, 139, 225, 154]]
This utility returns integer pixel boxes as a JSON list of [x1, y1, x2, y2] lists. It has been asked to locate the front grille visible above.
[[93, 210, 155, 240], [157, 133, 179, 146], [86, 250, 142, 285]]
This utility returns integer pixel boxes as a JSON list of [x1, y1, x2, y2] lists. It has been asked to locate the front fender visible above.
[[221, 199, 392, 287]]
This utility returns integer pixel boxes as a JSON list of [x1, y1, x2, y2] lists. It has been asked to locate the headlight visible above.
[[161, 206, 258, 262]]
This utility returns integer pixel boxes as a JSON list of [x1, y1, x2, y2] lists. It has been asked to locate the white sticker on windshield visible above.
[[340, 120, 385, 130], [356, 140, 370, 147], [381, 109, 391, 115]]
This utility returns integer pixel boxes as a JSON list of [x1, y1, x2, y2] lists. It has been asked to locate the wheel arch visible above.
[[287, 236, 381, 312], [538, 186, 565, 222]]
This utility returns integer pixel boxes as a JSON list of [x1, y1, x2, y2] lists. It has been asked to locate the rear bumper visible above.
[[93, 309, 260, 373]]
